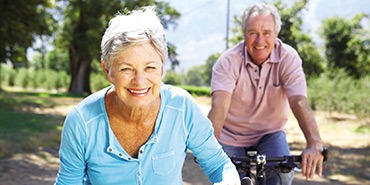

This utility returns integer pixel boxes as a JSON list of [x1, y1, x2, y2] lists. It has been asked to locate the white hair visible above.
[[101, 6, 167, 69], [242, 3, 282, 34]]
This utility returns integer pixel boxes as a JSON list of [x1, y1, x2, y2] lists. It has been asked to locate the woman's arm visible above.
[[55, 108, 87, 185]]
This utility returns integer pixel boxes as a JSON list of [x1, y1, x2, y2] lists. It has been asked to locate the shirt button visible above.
[[119, 153, 123, 157], [139, 150, 143, 154], [259, 87, 262, 89], [254, 69, 258, 73], [137, 172, 141, 176], [108, 148, 112, 152], [128, 157, 132, 160], [153, 138, 158, 142]]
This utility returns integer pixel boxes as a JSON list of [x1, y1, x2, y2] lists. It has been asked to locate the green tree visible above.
[[163, 70, 182, 85], [46, 48, 70, 72], [0, 0, 57, 67], [186, 66, 206, 86], [320, 14, 370, 78], [203, 53, 221, 86], [56, 0, 180, 94], [274, 0, 324, 77], [229, 16, 243, 46], [167, 43, 180, 71]]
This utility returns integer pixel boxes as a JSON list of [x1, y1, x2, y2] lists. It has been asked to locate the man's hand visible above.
[[301, 146, 325, 179]]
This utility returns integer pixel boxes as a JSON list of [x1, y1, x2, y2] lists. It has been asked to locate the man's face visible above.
[[244, 13, 278, 65]]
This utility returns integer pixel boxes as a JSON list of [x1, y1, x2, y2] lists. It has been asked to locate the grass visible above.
[[355, 125, 370, 134], [0, 87, 83, 158]]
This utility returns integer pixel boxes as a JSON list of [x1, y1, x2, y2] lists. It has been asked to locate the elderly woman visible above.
[[54, 6, 239, 185]]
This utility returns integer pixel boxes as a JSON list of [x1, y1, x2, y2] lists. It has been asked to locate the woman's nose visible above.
[[133, 70, 146, 84]]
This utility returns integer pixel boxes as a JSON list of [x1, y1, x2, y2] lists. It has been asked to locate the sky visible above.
[[162, 0, 370, 71]]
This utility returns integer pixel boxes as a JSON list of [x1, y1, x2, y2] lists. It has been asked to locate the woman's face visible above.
[[244, 13, 278, 65], [105, 42, 163, 108]]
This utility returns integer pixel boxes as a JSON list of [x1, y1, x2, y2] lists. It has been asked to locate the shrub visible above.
[[17, 68, 30, 89], [307, 70, 370, 119], [178, 85, 211, 97], [91, 72, 110, 92]]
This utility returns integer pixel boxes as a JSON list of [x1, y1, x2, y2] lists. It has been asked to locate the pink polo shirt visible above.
[[211, 39, 307, 147]]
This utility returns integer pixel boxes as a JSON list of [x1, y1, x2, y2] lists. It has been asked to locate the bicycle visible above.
[[230, 148, 329, 185]]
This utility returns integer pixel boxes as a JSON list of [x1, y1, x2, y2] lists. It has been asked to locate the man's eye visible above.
[[146, 66, 157, 71], [248, 32, 257, 37]]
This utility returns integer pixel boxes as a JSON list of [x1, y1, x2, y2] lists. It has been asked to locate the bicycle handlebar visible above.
[[231, 148, 329, 163], [230, 148, 329, 185]]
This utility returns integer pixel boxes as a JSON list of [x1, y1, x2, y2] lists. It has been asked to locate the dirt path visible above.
[[0, 96, 369, 185]]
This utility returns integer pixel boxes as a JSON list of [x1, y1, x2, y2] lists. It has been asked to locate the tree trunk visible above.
[[0, 63, 2, 91], [67, 6, 92, 95], [68, 58, 91, 95]]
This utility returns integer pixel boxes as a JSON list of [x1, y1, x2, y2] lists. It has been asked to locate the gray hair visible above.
[[241, 3, 282, 34], [101, 6, 167, 69]]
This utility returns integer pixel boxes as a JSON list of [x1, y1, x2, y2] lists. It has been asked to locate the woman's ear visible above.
[[101, 60, 113, 83]]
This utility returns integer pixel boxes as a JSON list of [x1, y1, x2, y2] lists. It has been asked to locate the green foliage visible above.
[[274, 0, 324, 78], [6, 68, 17, 86], [163, 70, 182, 85], [1, 66, 115, 93], [355, 125, 370, 134], [1, 66, 70, 91], [320, 14, 370, 78], [31, 69, 70, 91], [167, 43, 180, 70], [90, 72, 111, 92], [45, 48, 70, 72], [203, 53, 221, 85], [17, 68, 30, 89], [179, 55, 220, 87], [307, 70, 370, 120], [178, 85, 211, 97], [0, 0, 57, 67], [274, 0, 306, 48], [185, 66, 206, 86], [297, 41, 325, 77], [229, 15, 244, 46]]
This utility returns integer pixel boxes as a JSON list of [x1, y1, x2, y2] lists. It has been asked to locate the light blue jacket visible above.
[[55, 84, 236, 185]]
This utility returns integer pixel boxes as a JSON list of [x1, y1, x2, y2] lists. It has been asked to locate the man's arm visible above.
[[207, 91, 232, 139], [288, 95, 324, 179]]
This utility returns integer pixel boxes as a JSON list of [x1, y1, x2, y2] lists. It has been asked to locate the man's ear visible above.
[[101, 60, 113, 83]]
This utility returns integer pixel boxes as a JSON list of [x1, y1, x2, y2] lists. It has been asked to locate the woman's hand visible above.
[[213, 171, 241, 185]]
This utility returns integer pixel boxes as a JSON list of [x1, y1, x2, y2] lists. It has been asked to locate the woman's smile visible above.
[[127, 88, 151, 96]]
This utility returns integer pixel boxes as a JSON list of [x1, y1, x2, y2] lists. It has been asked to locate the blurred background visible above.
[[0, 0, 369, 184]]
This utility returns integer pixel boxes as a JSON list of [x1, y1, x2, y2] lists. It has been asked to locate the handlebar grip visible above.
[[322, 147, 329, 162]]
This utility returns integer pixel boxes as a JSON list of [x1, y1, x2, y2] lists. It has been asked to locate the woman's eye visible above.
[[120, 68, 132, 72]]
